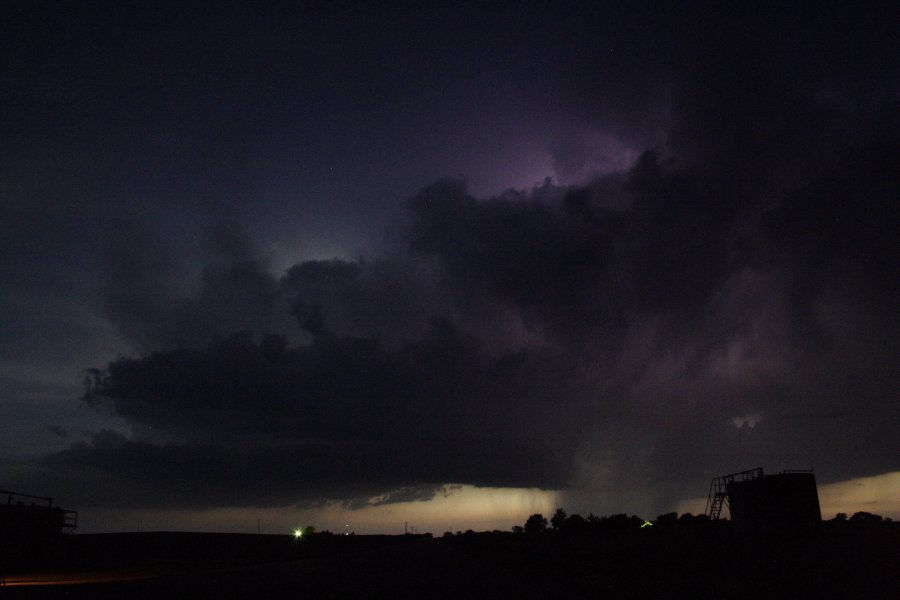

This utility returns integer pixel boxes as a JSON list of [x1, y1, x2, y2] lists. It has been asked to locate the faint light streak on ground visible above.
[[2, 569, 156, 587]]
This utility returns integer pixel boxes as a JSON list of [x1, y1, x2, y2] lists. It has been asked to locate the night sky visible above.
[[3, 2, 898, 533]]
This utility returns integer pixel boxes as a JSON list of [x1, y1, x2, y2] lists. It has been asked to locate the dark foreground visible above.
[[2, 525, 898, 599]]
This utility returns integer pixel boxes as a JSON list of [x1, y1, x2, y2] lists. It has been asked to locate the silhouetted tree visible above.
[[551, 508, 567, 531], [831, 512, 848, 522], [655, 512, 678, 526], [511, 525, 524, 534], [850, 511, 883, 523], [604, 513, 643, 530], [566, 513, 588, 532], [524, 513, 548, 534]]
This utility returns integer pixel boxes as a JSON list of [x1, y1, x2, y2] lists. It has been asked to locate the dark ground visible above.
[[2, 524, 898, 599]]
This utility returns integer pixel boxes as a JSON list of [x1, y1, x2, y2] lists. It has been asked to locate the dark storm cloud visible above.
[[280, 258, 440, 342], [405, 155, 741, 346], [761, 131, 900, 319], [35, 120, 899, 510], [7, 2, 898, 514], [34, 428, 562, 509], [46, 425, 68, 438], [664, 3, 899, 197], [99, 217, 295, 352], [50, 322, 576, 507]]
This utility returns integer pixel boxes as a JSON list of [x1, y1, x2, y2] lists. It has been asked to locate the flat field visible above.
[[2, 525, 897, 599]]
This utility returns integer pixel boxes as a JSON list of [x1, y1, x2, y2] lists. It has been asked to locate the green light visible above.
[[294, 529, 303, 538], [640, 520, 654, 528]]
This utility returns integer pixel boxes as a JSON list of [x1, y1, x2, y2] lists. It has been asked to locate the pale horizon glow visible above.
[[54, 472, 900, 535], [74, 485, 559, 535]]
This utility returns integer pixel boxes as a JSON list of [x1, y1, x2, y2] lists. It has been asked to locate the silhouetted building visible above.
[[0, 490, 77, 562], [706, 468, 821, 534]]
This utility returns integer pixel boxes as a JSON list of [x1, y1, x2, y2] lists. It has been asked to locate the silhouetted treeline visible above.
[[511, 509, 895, 536], [514, 509, 715, 535], [823, 511, 896, 534], [437, 511, 899, 600], [828, 511, 892, 523]]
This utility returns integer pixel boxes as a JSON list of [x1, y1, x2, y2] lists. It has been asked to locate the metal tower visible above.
[[705, 468, 764, 519]]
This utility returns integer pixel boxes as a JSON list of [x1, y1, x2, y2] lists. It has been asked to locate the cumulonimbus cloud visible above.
[[31, 124, 898, 512]]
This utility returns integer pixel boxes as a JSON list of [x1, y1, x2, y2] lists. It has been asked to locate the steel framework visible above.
[[705, 468, 764, 520], [1, 489, 77, 534]]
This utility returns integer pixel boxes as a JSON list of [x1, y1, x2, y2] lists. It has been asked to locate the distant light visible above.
[[294, 529, 303, 538], [640, 520, 654, 528]]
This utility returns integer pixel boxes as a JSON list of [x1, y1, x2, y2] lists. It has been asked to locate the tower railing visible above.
[[705, 468, 764, 519]]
